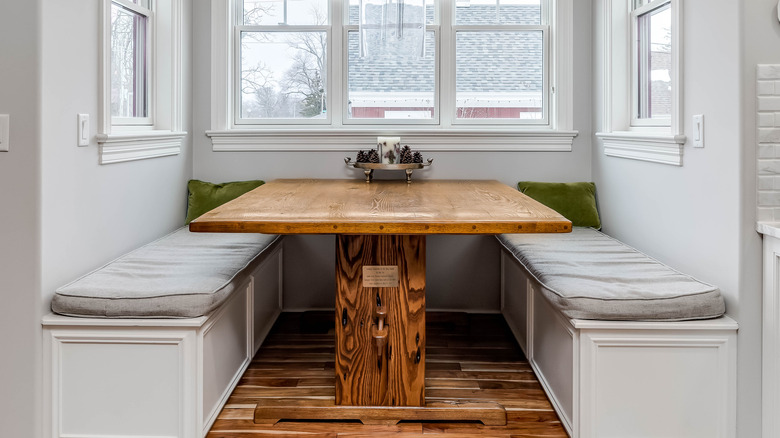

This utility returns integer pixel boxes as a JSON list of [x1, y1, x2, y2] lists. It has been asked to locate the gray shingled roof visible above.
[[347, 5, 543, 94]]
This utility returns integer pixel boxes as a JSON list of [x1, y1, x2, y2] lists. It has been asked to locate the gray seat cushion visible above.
[[498, 227, 725, 321], [52, 227, 280, 318]]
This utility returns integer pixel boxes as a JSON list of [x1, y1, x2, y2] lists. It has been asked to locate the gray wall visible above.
[[191, 0, 594, 311], [39, 2, 194, 301], [0, 1, 42, 436], [0, 2, 194, 437], [592, 0, 764, 436]]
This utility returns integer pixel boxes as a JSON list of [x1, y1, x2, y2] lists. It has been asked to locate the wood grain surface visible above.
[[206, 312, 568, 437], [189, 179, 572, 235], [335, 235, 426, 406]]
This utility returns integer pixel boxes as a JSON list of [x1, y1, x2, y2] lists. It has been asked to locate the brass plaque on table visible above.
[[363, 266, 400, 288]]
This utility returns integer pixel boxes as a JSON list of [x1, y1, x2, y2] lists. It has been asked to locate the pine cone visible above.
[[413, 151, 423, 163], [368, 149, 380, 163], [356, 150, 367, 163], [399, 145, 413, 164]]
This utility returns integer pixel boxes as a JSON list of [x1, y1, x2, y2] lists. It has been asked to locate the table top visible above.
[[189, 179, 572, 235]]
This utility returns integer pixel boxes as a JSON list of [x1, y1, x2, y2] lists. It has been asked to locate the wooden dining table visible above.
[[190, 178, 571, 425]]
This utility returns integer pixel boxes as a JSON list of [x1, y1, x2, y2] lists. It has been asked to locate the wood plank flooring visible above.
[[206, 312, 568, 437]]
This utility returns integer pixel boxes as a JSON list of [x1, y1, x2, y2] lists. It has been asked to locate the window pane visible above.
[[456, 31, 543, 120], [240, 31, 327, 119], [456, 0, 541, 25], [348, 0, 434, 25], [637, 4, 671, 120], [347, 31, 435, 120], [244, 0, 328, 25], [111, 3, 148, 118]]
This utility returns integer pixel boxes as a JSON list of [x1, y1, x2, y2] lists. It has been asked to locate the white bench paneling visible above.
[[201, 278, 253, 433], [56, 330, 195, 438], [501, 246, 738, 438], [43, 241, 283, 438]]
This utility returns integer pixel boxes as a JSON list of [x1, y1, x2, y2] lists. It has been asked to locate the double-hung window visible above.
[[453, 1, 547, 124], [211, 0, 576, 151], [239, 0, 330, 122], [98, 0, 186, 164], [631, 0, 671, 127], [597, 0, 684, 166], [110, 0, 152, 125]]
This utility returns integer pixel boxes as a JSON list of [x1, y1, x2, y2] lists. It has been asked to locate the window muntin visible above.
[[232, 0, 554, 128], [632, 0, 671, 126], [110, 0, 152, 124]]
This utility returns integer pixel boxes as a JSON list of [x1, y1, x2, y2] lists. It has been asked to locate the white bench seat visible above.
[[52, 227, 280, 318], [499, 228, 738, 438], [498, 227, 725, 321], [43, 229, 284, 438]]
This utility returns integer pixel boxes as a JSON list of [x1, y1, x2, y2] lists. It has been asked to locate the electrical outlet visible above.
[[78, 114, 89, 147], [693, 114, 704, 148], [0, 114, 9, 152]]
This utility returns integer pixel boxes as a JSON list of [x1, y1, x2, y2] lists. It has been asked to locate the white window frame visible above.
[[630, 0, 671, 127], [209, 0, 577, 152], [236, 24, 332, 125], [98, 0, 187, 164], [448, 0, 550, 127], [109, 0, 154, 126], [341, 26, 440, 126], [596, 0, 685, 166]]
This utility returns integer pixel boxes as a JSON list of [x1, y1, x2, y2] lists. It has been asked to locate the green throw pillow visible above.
[[185, 179, 265, 224], [518, 181, 601, 229]]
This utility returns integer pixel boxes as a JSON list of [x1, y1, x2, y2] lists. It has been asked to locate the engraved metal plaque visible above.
[[363, 265, 400, 288]]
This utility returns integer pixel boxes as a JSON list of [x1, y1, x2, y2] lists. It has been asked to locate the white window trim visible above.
[[630, 0, 671, 128], [98, 0, 186, 164], [209, 0, 577, 152], [596, 0, 685, 166]]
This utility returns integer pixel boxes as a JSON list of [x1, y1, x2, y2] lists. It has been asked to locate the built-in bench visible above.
[[42, 227, 284, 438], [499, 227, 738, 438]]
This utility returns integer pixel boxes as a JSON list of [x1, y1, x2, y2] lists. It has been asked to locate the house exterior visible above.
[[0, 1, 771, 437]]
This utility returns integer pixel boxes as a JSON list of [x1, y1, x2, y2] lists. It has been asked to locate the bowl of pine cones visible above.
[[345, 145, 433, 183]]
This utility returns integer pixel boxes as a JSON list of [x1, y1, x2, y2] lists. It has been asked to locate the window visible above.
[[346, 0, 436, 123], [454, 1, 546, 123], [239, 0, 329, 122], [209, 0, 576, 151], [98, 0, 186, 164], [110, 0, 152, 124], [597, 0, 684, 166], [631, 0, 671, 126]]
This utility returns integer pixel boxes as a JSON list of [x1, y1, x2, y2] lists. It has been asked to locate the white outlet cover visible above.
[[78, 114, 89, 147], [0, 114, 9, 152]]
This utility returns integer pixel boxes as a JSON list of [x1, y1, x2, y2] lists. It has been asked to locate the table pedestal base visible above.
[[335, 234, 426, 407], [254, 399, 507, 426]]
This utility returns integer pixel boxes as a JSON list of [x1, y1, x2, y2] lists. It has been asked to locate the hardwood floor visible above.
[[206, 312, 568, 437]]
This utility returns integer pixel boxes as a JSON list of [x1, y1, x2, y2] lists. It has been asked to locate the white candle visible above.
[[377, 137, 401, 164]]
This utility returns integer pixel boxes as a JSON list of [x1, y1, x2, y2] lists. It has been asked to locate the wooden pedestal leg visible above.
[[335, 234, 426, 407]]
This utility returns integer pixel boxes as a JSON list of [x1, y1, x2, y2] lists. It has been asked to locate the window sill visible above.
[[206, 128, 578, 152], [96, 131, 186, 164], [596, 131, 686, 166]]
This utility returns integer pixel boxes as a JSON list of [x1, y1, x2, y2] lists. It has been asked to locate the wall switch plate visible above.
[[693, 114, 704, 148], [0, 114, 9, 152], [78, 114, 89, 147]]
